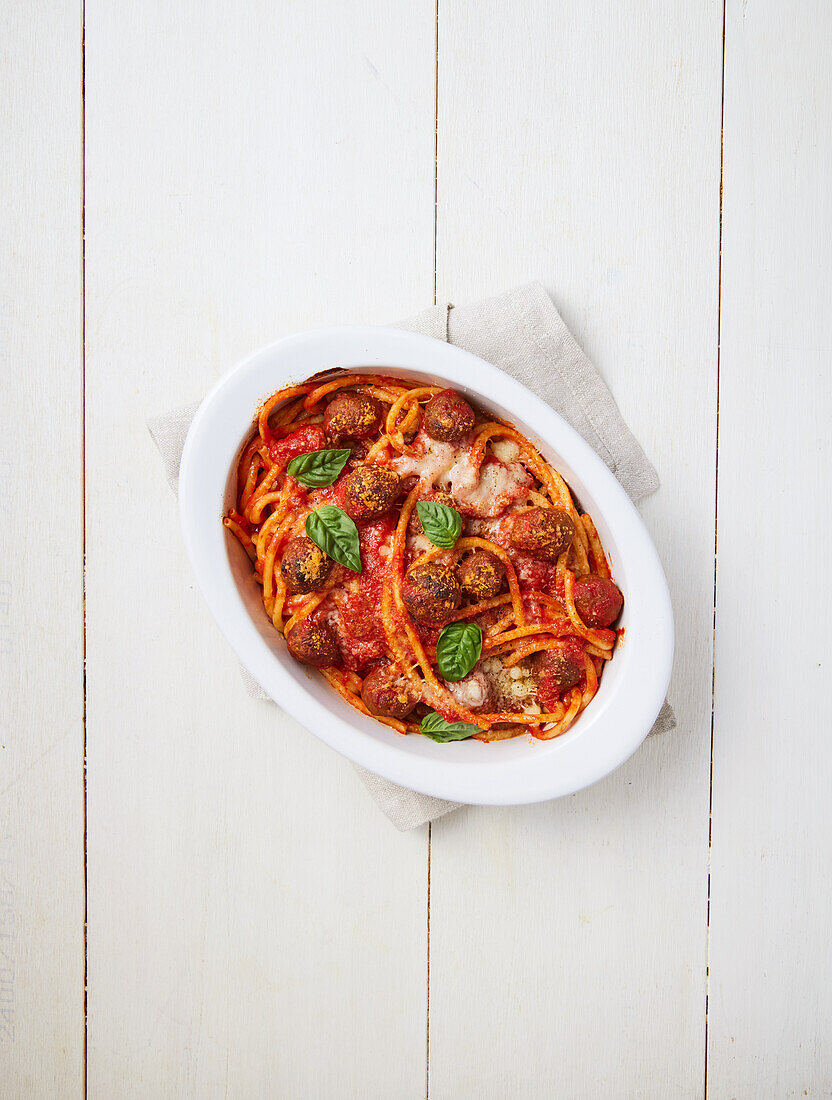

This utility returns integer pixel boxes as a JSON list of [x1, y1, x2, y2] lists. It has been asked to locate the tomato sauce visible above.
[[268, 424, 327, 468], [307, 471, 349, 512], [330, 515, 395, 672], [513, 556, 562, 599]]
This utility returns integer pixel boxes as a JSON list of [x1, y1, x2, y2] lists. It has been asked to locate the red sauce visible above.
[[272, 479, 309, 555], [331, 515, 395, 671], [521, 596, 571, 632], [513, 555, 562, 598], [415, 622, 443, 649], [305, 468, 351, 512], [268, 424, 327, 468]]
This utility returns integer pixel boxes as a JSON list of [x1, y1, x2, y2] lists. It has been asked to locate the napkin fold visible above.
[[149, 282, 675, 830]]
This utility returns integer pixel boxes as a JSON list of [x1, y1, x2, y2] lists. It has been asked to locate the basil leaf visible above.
[[286, 448, 351, 487], [420, 710, 481, 742], [305, 505, 361, 572], [415, 500, 462, 549], [436, 622, 483, 682]]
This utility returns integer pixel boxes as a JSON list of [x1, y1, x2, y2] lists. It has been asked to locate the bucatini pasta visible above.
[[224, 373, 624, 743]]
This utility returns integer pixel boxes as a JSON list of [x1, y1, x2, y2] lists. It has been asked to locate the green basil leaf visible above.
[[436, 622, 483, 682], [415, 500, 462, 549], [286, 448, 351, 487], [420, 710, 481, 742], [305, 505, 361, 572]]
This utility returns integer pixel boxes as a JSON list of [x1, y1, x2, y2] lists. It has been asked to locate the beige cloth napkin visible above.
[[149, 282, 675, 830]]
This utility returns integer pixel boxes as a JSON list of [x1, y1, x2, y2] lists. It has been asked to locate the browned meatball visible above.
[[343, 465, 401, 521], [458, 550, 504, 601], [348, 440, 370, 462], [533, 640, 585, 693], [286, 618, 339, 667], [323, 392, 382, 444], [423, 389, 475, 443], [280, 535, 333, 594], [402, 561, 460, 625], [573, 574, 623, 628], [509, 506, 575, 561], [361, 662, 420, 719], [536, 638, 586, 711]]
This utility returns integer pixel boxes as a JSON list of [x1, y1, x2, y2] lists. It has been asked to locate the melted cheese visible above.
[[490, 438, 520, 463], [392, 436, 458, 484], [463, 459, 530, 514], [392, 434, 531, 518], [444, 671, 490, 709], [377, 535, 395, 560], [407, 532, 433, 556], [481, 655, 536, 705]]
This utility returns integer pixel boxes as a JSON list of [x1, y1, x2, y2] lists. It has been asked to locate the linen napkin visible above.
[[149, 282, 675, 830]]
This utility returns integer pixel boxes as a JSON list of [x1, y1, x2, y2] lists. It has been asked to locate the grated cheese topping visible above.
[[392, 432, 531, 518]]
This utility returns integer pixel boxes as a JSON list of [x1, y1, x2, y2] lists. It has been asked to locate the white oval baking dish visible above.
[[179, 327, 673, 805]]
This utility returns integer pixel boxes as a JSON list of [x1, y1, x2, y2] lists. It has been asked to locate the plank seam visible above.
[[704, 1, 727, 1097], [427, 4, 439, 1096], [425, 821, 432, 1100], [432, 0, 439, 308], [81, 0, 88, 1094]]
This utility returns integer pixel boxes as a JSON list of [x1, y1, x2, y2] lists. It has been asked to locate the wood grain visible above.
[[0, 1, 84, 1095], [83, 2, 436, 1095], [708, 1, 832, 1094], [429, 2, 723, 1095]]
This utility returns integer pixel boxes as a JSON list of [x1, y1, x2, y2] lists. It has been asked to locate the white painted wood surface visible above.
[[3, 0, 832, 1095], [83, 2, 435, 1097], [708, 1, 832, 1095], [430, 3, 721, 1096], [0, 1, 85, 1096]]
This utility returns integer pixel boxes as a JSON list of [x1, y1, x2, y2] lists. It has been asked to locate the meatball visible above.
[[402, 561, 460, 625], [361, 662, 420, 719], [286, 618, 339, 667], [534, 639, 586, 693], [343, 465, 401, 521], [423, 389, 475, 443], [348, 440, 370, 462], [509, 506, 575, 561], [536, 639, 586, 712], [280, 535, 333, 594], [323, 392, 382, 444], [572, 574, 623, 628], [458, 550, 504, 601]]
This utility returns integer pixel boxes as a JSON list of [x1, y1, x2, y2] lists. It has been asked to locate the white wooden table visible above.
[[2, 1, 830, 1095]]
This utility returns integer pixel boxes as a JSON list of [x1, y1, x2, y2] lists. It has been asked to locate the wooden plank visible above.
[[429, 2, 722, 1095], [708, 2, 832, 1094], [83, 2, 435, 1095], [0, 1, 85, 1095]]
